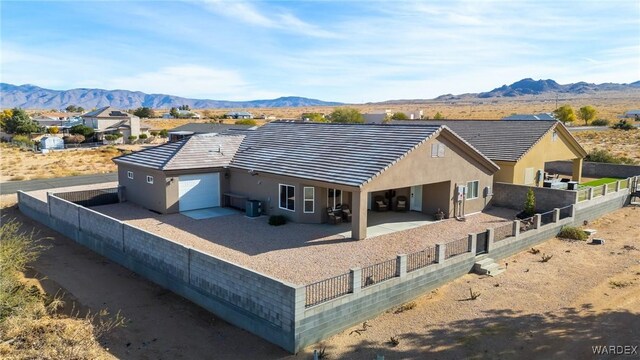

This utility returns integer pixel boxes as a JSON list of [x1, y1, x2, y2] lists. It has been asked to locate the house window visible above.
[[431, 143, 445, 158], [279, 184, 295, 211], [303, 187, 314, 213], [466, 180, 479, 200], [146, 175, 154, 184], [127, 171, 133, 179], [328, 188, 343, 210]]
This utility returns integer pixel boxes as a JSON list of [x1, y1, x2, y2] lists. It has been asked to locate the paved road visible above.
[[0, 172, 117, 195]]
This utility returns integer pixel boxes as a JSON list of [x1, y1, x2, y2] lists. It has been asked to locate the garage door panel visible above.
[[178, 173, 220, 211]]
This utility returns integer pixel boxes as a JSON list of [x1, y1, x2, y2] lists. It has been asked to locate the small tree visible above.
[[133, 107, 155, 118], [47, 126, 60, 134], [524, 188, 536, 217], [69, 124, 95, 139], [65, 105, 78, 113], [433, 112, 445, 120], [391, 112, 409, 120], [329, 107, 364, 123], [169, 107, 179, 118], [150, 130, 159, 137], [128, 135, 137, 143], [158, 129, 169, 138], [553, 105, 576, 124], [77, 106, 85, 113], [63, 134, 85, 144], [2, 108, 40, 134], [301, 112, 325, 122], [578, 105, 597, 125], [612, 119, 635, 131]]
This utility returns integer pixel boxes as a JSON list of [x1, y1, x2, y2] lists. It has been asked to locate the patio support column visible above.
[[572, 158, 583, 183], [352, 190, 367, 240]]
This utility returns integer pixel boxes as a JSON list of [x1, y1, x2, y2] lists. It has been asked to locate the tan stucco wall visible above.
[[118, 165, 168, 214], [363, 133, 495, 216], [511, 129, 583, 185], [493, 161, 516, 184]]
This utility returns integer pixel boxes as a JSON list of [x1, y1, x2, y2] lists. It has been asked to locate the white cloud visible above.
[[194, 0, 337, 38]]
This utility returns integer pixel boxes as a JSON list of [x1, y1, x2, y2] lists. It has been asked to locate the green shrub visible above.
[[268, 215, 287, 226], [557, 226, 588, 241], [12, 135, 33, 147], [150, 131, 159, 137], [591, 119, 609, 126], [104, 135, 118, 141], [235, 119, 258, 126], [585, 149, 637, 165], [138, 133, 148, 139], [612, 119, 635, 131], [523, 188, 535, 217], [127, 135, 137, 141], [158, 129, 169, 138]]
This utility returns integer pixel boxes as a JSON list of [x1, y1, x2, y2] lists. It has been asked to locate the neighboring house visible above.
[[624, 110, 640, 119], [392, 120, 587, 185], [501, 113, 556, 121], [177, 110, 200, 119], [225, 111, 253, 119], [167, 123, 256, 142], [82, 106, 143, 139], [363, 110, 392, 124], [33, 115, 64, 128], [113, 122, 499, 239], [162, 113, 173, 119]]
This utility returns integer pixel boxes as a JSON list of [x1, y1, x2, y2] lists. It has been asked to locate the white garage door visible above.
[[178, 173, 220, 211]]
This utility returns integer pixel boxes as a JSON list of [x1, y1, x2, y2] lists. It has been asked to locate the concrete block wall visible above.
[[78, 207, 124, 251], [491, 182, 577, 210], [295, 253, 475, 351], [18, 193, 299, 353], [189, 249, 298, 350], [574, 191, 630, 225], [546, 161, 640, 179], [123, 225, 189, 283]]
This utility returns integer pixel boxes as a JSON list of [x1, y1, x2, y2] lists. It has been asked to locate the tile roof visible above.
[[113, 134, 245, 171], [170, 123, 255, 134], [388, 120, 559, 162], [230, 122, 443, 187], [83, 106, 133, 118]]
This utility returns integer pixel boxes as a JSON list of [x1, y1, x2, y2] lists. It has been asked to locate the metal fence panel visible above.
[[406, 247, 436, 272], [305, 272, 352, 308], [54, 188, 119, 207], [445, 237, 469, 259], [519, 216, 536, 234], [577, 188, 589, 202], [539, 210, 555, 227], [493, 223, 513, 242], [559, 205, 572, 220], [592, 186, 604, 198], [361, 258, 398, 288]]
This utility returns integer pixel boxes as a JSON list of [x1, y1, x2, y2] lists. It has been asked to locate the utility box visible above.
[[246, 200, 262, 217]]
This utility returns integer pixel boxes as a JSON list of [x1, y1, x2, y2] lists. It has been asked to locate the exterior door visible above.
[[410, 185, 422, 211], [178, 173, 220, 211]]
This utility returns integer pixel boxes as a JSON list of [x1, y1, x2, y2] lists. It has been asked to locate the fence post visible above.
[[615, 180, 621, 192], [397, 254, 407, 278], [486, 228, 495, 252], [467, 233, 477, 253], [350, 267, 362, 293], [570, 204, 576, 219], [46, 191, 53, 217], [553, 208, 560, 223], [512, 219, 520, 238], [435, 243, 446, 263], [587, 187, 594, 200], [534, 214, 542, 229], [601, 183, 607, 196]]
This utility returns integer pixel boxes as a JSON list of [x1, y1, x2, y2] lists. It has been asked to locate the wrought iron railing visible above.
[[361, 258, 398, 288], [559, 205, 572, 220], [445, 237, 469, 259], [406, 246, 437, 273], [539, 210, 555, 227], [305, 272, 352, 308], [493, 223, 513, 242], [54, 187, 120, 207]]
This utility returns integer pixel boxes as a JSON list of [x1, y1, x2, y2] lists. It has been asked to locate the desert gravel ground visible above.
[[93, 202, 516, 285]]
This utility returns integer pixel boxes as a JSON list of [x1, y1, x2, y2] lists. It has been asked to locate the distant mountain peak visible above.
[[476, 78, 637, 98], [0, 83, 343, 109]]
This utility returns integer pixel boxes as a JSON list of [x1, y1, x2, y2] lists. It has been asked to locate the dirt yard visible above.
[[573, 129, 640, 163], [1, 194, 638, 359]]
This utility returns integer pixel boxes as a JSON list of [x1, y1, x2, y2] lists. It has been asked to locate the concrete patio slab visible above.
[[182, 207, 241, 220]]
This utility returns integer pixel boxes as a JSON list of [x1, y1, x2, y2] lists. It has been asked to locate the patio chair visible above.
[[341, 204, 352, 222], [395, 196, 407, 212], [327, 207, 343, 225], [373, 196, 388, 212]]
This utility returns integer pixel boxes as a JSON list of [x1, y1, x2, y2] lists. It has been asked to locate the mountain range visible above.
[[433, 78, 640, 101], [0, 83, 343, 110], [1, 78, 639, 109]]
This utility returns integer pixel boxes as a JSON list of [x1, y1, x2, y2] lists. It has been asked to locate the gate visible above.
[[476, 231, 488, 255]]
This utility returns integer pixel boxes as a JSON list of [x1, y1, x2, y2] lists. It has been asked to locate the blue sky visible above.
[[1, 0, 639, 102]]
